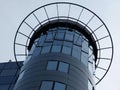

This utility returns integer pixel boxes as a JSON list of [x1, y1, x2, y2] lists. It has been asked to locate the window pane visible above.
[[38, 35, 46, 46], [40, 81, 53, 90], [63, 41, 72, 47], [54, 82, 66, 90], [72, 45, 81, 60], [82, 39, 89, 53], [51, 45, 61, 52], [53, 40, 63, 45], [74, 33, 82, 46], [0, 85, 9, 90], [72, 49, 80, 60], [62, 46, 71, 55], [47, 61, 58, 70], [41, 46, 51, 54], [65, 32, 73, 41], [0, 69, 17, 76], [55, 32, 64, 40], [33, 47, 41, 56], [81, 52, 88, 67], [58, 62, 69, 73], [46, 32, 55, 41]]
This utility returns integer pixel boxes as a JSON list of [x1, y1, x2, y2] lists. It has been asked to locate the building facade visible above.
[[0, 61, 22, 90], [0, 2, 113, 90]]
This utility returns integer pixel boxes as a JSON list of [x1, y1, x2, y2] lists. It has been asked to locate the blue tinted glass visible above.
[[33, 47, 41, 56], [51, 45, 61, 52], [54, 82, 66, 90], [0, 63, 4, 69], [53, 40, 63, 45], [55, 32, 64, 40], [62, 46, 71, 55], [65, 32, 73, 41], [72, 49, 80, 60], [63, 41, 72, 47], [4, 62, 19, 69], [47, 61, 58, 70], [58, 62, 69, 73], [74, 33, 82, 46], [38, 35, 46, 46], [73, 45, 81, 51], [40, 81, 53, 90], [46, 32, 55, 41], [72, 45, 81, 60], [0, 85, 9, 90], [41, 46, 51, 54], [82, 39, 89, 53], [81, 52, 88, 66], [0, 76, 14, 84], [0, 69, 17, 76]]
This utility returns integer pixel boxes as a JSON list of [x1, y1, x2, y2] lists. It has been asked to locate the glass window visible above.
[[74, 33, 82, 46], [0, 85, 9, 90], [38, 35, 46, 46], [82, 39, 89, 53], [0, 69, 17, 76], [55, 32, 64, 40], [40, 81, 53, 90], [0, 76, 14, 84], [33, 47, 41, 56], [72, 49, 80, 60], [47, 61, 58, 70], [72, 45, 81, 60], [54, 82, 66, 90], [53, 40, 63, 45], [46, 32, 55, 41], [81, 52, 88, 67], [58, 62, 69, 73], [0, 63, 4, 69], [65, 32, 74, 41], [41, 46, 51, 54], [51, 45, 61, 53], [62, 46, 71, 55], [43, 42, 52, 46], [63, 41, 72, 47]]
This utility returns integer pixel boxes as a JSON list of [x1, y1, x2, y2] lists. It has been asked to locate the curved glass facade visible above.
[[25, 27, 95, 75]]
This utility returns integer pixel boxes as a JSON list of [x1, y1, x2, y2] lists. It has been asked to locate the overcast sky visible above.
[[0, 0, 120, 90]]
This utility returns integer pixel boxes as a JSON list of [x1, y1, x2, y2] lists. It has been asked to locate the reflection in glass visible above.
[[54, 82, 66, 90], [58, 62, 69, 73], [51, 45, 61, 52], [47, 61, 58, 70], [81, 52, 88, 66], [62, 46, 71, 55], [40, 81, 53, 90], [41, 46, 51, 54]]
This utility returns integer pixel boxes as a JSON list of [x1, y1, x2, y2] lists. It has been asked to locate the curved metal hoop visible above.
[[14, 2, 114, 85]]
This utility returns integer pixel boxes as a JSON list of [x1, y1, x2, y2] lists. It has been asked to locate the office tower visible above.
[[9, 2, 113, 90]]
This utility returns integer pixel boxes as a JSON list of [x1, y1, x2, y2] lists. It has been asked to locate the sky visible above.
[[0, 0, 120, 90]]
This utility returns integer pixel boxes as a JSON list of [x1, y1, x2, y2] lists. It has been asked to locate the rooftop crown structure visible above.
[[13, 2, 113, 90]]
